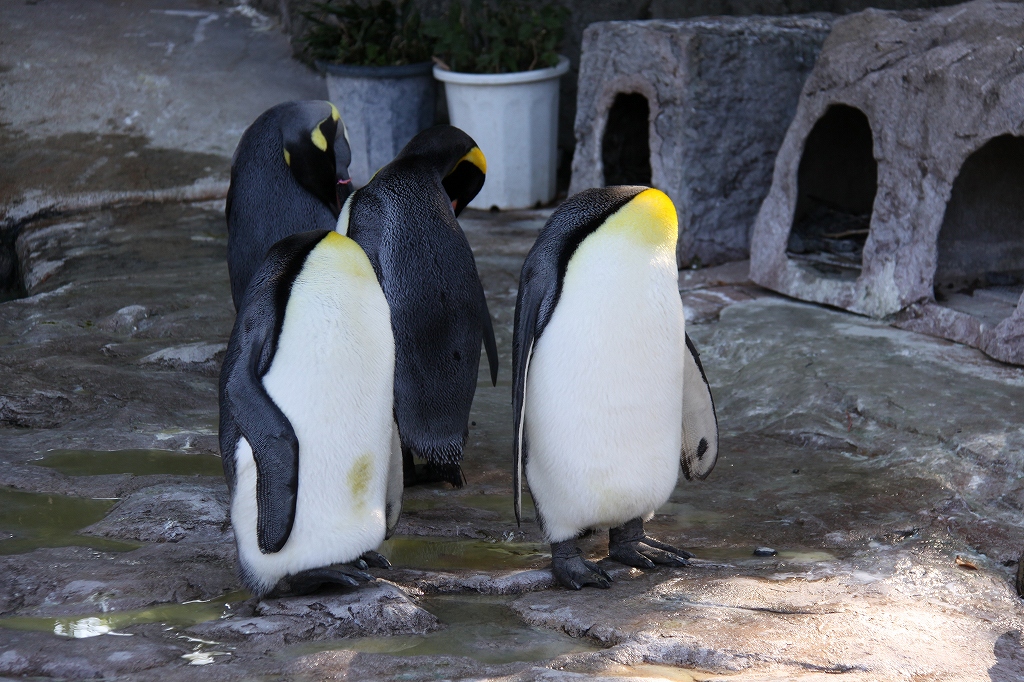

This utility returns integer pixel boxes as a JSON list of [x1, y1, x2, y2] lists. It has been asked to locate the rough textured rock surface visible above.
[[79, 483, 231, 544], [570, 16, 832, 267], [749, 0, 1024, 364], [190, 582, 439, 643]]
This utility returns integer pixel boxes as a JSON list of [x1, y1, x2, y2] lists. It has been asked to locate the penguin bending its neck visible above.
[[226, 100, 353, 310], [512, 187, 719, 590], [342, 125, 498, 488], [219, 230, 400, 597]]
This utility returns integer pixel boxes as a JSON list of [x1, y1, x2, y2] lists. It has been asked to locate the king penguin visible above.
[[512, 186, 719, 590], [219, 229, 400, 597], [342, 125, 498, 488], [226, 100, 353, 310]]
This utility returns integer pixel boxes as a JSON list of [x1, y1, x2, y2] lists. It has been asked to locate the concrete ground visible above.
[[2, 1, 1024, 680]]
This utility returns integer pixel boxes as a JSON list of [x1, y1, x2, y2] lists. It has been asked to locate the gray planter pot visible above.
[[318, 61, 435, 187]]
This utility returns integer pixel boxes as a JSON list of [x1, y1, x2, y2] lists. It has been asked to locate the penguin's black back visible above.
[[347, 126, 493, 481], [226, 102, 340, 309]]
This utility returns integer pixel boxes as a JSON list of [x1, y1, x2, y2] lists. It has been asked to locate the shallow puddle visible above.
[[693, 546, 836, 563], [402, 491, 536, 522], [378, 535, 548, 571], [0, 487, 138, 555], [290, 593, 598, 664], [0, 591, 248, 638], [35, 449, 223, 477]]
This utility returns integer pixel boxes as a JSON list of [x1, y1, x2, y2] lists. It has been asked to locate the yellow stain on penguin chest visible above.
[[347, 453, 373, 509]]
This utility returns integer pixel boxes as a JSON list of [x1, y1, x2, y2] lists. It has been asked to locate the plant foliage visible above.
[[425, 0, 569, 74], [301, 0, 433, 67]]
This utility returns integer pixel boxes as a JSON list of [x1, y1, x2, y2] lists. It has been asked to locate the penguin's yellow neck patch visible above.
[[329, 103, 340, 122], [454, 146, 487, 175], [283, 148, 291, 166], [603, 188, 678, 249], [311, 118, 330, 152], [315, 231, 376, 280]]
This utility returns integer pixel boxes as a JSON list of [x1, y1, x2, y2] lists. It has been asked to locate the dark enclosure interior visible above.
[[787, 105, 878, 279], [602, 93, 652, 187], [0, 229, 24, 302], [934, 134, 1024, 326]]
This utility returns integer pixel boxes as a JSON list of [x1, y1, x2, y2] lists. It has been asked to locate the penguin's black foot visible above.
[[550, 540, 612, 590], [360, 550, 392, 569], [287, 564, 375, 595], [402, 448, 465, 488], [608, 518, 693, 570]]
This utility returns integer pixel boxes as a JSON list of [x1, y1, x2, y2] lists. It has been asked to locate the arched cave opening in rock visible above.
[[0, 230, 25, 303], [602, 92, 652, 187], [933, 134, 1024, 327], [787, 105, 878, 280]]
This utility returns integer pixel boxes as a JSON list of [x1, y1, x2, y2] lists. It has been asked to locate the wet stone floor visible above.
[[0, 199, 1023, 681]]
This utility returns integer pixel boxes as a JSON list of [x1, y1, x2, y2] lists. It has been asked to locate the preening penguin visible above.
[[219, 230, 400, 597], [226, 100, 353, 310], [512, 186, 719, 590], [344, 125, 498, 488]]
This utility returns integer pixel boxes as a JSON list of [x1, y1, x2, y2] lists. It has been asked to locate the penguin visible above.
[[218, 229, 400, 597], [343, 125, 498, 488], [226, 100, 353, 310], [511, 186, 719, 590]]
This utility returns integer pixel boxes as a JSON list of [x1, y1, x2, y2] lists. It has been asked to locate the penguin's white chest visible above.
[[525, 229, 684, 543], [231, 248, 394, 592]]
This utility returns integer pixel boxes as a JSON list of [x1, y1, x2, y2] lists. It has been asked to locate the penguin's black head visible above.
[[278, 100, 353, 217], [395, 125, 486, 217]]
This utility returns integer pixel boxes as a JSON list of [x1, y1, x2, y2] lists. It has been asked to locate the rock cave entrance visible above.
[[602, 92, 652, 187], [933, 134, 1024, 327], [787, 104, 877, 280], [0, 230, 25, 302]]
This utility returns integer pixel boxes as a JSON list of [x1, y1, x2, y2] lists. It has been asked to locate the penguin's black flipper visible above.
[[681, 333, 719, 481], [511, 262, 551, 527], [220, 230, 329, 553], [479, 281, 499, 386]]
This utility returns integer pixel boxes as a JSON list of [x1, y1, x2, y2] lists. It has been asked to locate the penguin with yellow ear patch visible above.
[[226, 100, 353, 310], [344, 125, 497, 488], [219, 229, 400, 597], [512, 186, 719, 590]]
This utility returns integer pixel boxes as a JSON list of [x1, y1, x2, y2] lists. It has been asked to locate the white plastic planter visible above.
[[434, 56, 569, 210], [320, 61, 435, 187]]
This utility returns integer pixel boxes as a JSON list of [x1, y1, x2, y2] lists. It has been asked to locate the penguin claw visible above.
[[608, 518, 692, 570], [360, 550, 392, 569], [287, 564, 376, 595], [550, 540, 613, 590]]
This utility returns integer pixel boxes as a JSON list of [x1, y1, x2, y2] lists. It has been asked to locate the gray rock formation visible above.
[[749, 0, 1024, 365], [190, 582, 439, 643], [569, 16, 832, 267], [79, 483, 231, 544]]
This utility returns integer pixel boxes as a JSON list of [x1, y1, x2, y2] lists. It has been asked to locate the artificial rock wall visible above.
[[569, 16, 832, 267], [749, 0, 1024, 365]]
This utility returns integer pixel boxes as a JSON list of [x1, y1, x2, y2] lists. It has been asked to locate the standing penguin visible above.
[[226, 100, 353, 310], [343, 125, 498, 488], [512, 186, 719, 590], [219, 229, 400, 597]]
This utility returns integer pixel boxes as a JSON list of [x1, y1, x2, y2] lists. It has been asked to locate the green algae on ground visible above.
[[289, 593, 598, 664], [378, 536, 549, 571], [0, 486, 139, 555], [35, 449, 224, 477], [0, 591, 249, 638]]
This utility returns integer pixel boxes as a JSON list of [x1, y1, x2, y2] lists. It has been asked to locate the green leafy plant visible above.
[[425, 0, 569, 74], [301, 0, 433, 67]]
